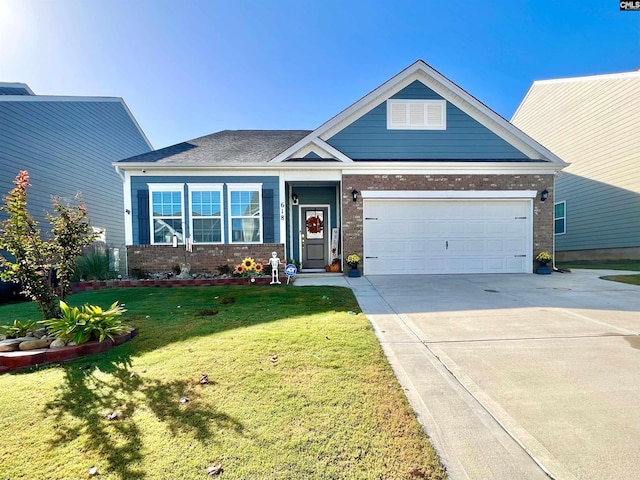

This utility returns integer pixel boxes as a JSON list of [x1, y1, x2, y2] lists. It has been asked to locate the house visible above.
[[0, 82, 153, 272], [511, 70, 640, 261], [115, 60, 566, 276]]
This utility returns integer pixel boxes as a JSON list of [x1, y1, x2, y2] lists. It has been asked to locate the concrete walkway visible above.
[[294, 270, 640, 480]]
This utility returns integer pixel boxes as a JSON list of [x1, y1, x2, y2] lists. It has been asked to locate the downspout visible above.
[[552, 173, 557, 272], [114, 165, 125, 182], [114, 165, 128, 275]]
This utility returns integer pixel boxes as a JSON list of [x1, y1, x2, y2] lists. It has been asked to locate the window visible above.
[[228, 184, 262, 243], [148, 184, 184, 244], [387, 99, 446, 130], [188, 184, 224, 244], [554, 201, 566, 235]]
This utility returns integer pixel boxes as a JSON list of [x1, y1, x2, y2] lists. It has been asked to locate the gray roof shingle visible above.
[[118, 130, 312, 164]]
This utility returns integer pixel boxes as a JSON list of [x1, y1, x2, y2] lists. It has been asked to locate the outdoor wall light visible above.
[[540, 189, 549, 202], [172, 233, 178, 248], [292, 193, 299, 205], [352, 189, 359, 202]]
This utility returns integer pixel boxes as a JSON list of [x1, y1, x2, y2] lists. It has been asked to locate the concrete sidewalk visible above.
[[294, 271, 640, 480]]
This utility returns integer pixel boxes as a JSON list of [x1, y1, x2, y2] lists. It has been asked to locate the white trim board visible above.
[[360, 190, 538, 199]]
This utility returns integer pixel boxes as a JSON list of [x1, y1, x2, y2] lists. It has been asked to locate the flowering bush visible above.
[[346, 254, 361, 269], [535, 251, 552, 264]]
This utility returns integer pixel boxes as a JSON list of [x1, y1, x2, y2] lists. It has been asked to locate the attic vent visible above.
[[387, 99, 446, 130]]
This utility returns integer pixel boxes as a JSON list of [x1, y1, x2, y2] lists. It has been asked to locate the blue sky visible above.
[[1, 0, 638, 149]]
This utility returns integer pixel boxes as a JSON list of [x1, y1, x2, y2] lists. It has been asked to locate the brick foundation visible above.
[[127, 244, 285, 275], [342, 173, 554, 274]]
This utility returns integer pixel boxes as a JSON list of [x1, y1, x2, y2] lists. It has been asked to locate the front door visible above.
[[301, 206, 328, 270]]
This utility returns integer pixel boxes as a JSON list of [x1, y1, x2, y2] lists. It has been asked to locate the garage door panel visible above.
[[363, 198, 532, 275], [428, 222, 448, 235]]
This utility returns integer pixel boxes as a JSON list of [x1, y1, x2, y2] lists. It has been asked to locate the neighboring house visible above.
[[512, 70, 640, 261], [0, 82, 153, 272], [115, 60, 566, 276]]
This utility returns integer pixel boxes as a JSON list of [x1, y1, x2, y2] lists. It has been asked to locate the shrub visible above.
[[130, 268, 149, 279], [74, 251, 112, 281], [0, 171, 97, 318], [0, 319, 38, 338], [217, 265, 233, 275], [43, 301, 128, 344]]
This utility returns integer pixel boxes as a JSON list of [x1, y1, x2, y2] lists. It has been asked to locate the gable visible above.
[[325, 80, 529, 160]]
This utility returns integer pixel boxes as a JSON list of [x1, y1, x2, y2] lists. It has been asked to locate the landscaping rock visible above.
[[0, 339, 22, 352], [19, 338, 53, 351], [49, 338, 67, 348], [32, 328, 47, 339]]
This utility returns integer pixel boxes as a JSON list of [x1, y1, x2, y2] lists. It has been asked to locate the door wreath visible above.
[[306, 216, 324, 234]]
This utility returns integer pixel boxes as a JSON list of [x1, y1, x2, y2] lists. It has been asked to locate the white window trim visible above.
[[188, 183, 224, 244], [148, 183, 185, 245], [227, 183, 263, 244], [387, 99, 446, 130], [555, 200, 566, 235]]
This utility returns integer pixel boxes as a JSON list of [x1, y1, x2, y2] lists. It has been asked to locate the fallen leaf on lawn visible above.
[[105, 411, 118, 420], [130, 371, 138, 378], [269, 355, 278, 363], [88, 466, 98, 475], [180, 397, 190, 403], [200, 374, 209, 384], [207, 464, 223, 476]]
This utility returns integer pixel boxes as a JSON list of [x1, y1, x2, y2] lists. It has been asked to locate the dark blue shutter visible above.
[[262, 189, 274, 243], [137, 190, 150, 245]]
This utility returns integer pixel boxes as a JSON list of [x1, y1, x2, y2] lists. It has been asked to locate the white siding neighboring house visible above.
[[512, 70, 640, 261]]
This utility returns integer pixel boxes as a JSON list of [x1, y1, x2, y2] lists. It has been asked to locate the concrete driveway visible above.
[[350, 270, 640, 480]]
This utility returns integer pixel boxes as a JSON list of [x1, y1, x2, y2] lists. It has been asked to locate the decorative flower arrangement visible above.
[[306, 216, 324, 234], [535, 251, 552, 264], [346, 254, 361, 269], [234, 257, 265, 277]]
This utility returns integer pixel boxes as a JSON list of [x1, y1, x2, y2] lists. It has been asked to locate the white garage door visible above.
[[363, 199, 532, 275]]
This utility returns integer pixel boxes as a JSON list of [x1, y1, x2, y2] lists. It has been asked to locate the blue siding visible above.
[[130, 175, 280, 245], [0, 99, 151, 264], [303, 151, 323, 159], [326, 80, 529, 160]]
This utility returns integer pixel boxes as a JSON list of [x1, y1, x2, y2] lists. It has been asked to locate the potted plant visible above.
[[346, 254, 361, 277], [535, 251, 552, 275]]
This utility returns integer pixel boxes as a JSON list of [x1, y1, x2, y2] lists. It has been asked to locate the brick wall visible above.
[[342, 173, 554, 274], [127, 244, 285, 274]]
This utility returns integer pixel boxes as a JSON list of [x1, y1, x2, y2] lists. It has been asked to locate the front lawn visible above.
[[0, 286, 446, 480], [556, 260, 640, 286]]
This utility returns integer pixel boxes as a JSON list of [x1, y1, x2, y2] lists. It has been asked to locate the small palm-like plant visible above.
[[44, 301, 128, 344], [0, 319, 38, 338]]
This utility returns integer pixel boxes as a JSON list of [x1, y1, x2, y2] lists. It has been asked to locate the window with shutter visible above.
[[387, 99, 446, 130]]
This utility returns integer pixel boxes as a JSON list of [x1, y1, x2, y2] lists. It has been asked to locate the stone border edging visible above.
[[0, 329, 137, 373], [71, 276, 274, 293]]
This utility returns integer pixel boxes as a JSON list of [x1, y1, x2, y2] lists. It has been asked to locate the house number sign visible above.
[[280, 202, 285, 221]]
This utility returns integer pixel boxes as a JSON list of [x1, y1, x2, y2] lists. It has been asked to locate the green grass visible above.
[[0, 286, 446, 480], [556, 260, 640, 271], [600, 274, 640, 286], [555, 260, 640, 286]]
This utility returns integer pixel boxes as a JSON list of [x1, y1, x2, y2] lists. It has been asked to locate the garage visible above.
[[362, 193, 534, 275]]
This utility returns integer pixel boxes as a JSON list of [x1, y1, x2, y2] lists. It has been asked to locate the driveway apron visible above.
[[348, 271, 640, 480]]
